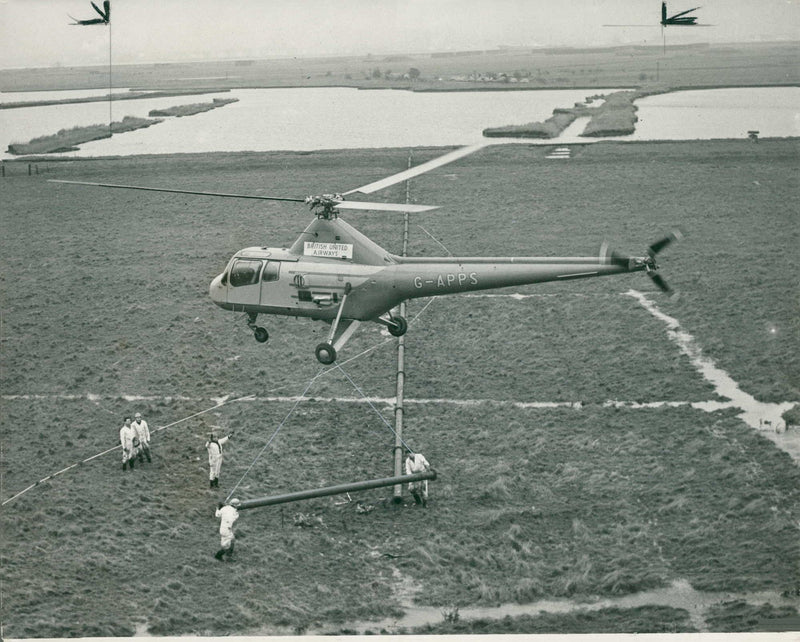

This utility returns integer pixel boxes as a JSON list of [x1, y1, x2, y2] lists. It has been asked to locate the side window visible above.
[[262, 261, 280, 282], [229, 260, 262, 287]]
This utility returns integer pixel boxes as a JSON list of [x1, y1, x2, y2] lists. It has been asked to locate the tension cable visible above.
[[3, 296, 437, 506], [333, 363, 417, 455], [224, 368, 325, 502]]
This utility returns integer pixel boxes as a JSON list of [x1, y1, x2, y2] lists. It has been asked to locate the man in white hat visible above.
[[132, 412, 152, 463], [214, 498, 241, 561]]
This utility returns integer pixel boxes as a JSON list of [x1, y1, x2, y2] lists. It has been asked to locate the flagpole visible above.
[[108, 18, 112, 137]]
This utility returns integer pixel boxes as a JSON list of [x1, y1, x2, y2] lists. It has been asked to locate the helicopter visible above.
[[604, 2, 708, 51], [69, 0, 110, 25], [660, 2, 700, 26], [51, 145, 679, 365], [604, 2, 704, 27]]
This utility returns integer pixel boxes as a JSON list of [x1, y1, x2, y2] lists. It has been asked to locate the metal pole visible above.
[[236, 470, 437, 510], [392, 151, 413, 501], [108, 19, 112, 136]]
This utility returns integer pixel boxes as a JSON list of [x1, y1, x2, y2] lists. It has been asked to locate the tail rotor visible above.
[[645, 229, 683, 296], [601, 229, 682, 296]]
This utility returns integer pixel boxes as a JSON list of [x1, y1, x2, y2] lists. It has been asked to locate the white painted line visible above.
[[625, 289, 799, 463], [3, 392, 794, 412], [624, 289, 796, 431]]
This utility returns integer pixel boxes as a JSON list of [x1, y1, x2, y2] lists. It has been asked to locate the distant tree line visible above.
[[364, 67, 421, 81]]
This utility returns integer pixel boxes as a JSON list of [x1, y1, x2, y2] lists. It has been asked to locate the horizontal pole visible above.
[[236, 470, 437, 510]]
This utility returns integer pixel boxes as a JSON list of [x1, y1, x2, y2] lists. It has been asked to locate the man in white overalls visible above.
[[405, 451, 431, 507], [119, 417, 137, 471], [214, 498, 240, 561], [132, 412, 152, 463], [205, 431, 232, 488]]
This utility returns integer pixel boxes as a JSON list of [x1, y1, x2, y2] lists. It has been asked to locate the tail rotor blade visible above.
[[649, 272, 677, 297], [648, 228, 683, 257]]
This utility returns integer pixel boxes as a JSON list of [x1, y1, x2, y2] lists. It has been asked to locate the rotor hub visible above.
[[305, 193, 344, 219]]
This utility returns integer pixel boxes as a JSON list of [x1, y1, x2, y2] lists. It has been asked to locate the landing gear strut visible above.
[[314, 286, 352, 365], [247, 312, 269, 344]]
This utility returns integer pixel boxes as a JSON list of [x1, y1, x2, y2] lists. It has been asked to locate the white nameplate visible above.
[[304, 242, 353, 259]]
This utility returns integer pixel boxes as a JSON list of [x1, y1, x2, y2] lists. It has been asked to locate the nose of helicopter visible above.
[[209, 273, 226, 307]]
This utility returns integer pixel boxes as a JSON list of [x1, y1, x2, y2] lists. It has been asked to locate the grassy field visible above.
[[0, 90, 231, 110], [6, 116, 163, 155], [483, 88, 661, 139], [148, 97, 238, 117], [1, 140, 798, 636]]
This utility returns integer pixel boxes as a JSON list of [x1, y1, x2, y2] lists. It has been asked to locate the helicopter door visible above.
[[258, 260, 284, 309], [262, 260, 280, 284], [227, 258, 263, 309]]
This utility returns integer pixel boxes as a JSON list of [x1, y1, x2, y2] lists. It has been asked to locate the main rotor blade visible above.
[[344, 143, 487, 196], [48, 180, 306, 203], [91, 1, 107, 19], [335, 201, 438, 213], [669, 6, 700, 20]]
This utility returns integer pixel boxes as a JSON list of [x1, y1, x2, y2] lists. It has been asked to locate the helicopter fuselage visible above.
[[209, 216, 647, 325]]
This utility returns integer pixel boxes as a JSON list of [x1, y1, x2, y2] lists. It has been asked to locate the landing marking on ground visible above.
[[625, 289, 798, 463], [625, 289, 796, 431]]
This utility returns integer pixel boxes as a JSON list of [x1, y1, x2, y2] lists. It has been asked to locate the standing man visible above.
[[405, 451, 431, 507], [119, 416, 136, 471], [205, 430, 233, 488], [132, 412, 152, 463], [214, 498, 241, 561]]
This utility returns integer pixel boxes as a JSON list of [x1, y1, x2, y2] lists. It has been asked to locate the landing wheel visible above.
[[315, 342, 337, 365], [388, 315, 408, 337], [253, 327, 269, 343]]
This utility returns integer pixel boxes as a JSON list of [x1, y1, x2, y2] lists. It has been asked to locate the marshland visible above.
[[1, 136, 798, 635], [1, 23, 799, 637]]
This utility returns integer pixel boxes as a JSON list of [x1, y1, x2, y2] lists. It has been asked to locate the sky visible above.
[[0, 0, 798, 69]]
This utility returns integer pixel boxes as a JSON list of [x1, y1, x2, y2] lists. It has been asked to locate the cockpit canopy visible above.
[[227, 258, 280, 287]]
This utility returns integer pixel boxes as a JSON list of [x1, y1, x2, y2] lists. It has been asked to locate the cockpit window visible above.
[[230, 259, 262, 287], [262, 260, 280, 282]]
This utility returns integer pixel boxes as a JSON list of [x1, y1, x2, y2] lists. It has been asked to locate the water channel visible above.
[[305, 577, 798, 635], [0, 87, 614, 158], [2, 86, 798, 159]]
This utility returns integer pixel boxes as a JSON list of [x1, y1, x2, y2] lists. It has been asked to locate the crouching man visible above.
[[405, 451, 432, 507], [214, 498, 240, 561]]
